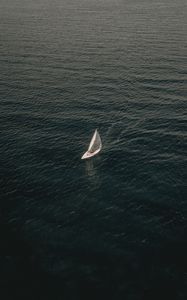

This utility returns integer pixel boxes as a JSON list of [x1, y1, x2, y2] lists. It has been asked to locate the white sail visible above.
[[88, 130, 102, 153], [81, 129, 102, 159]]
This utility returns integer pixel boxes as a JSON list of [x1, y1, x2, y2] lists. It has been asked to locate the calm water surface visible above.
[[0, 0, 187, 299]]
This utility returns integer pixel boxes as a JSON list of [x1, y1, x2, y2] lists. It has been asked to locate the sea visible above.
[[0, 0, 186, 299]]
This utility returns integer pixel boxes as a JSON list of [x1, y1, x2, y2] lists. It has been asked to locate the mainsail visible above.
[[88, 130, 102, 153], [81, 129, 102, 159]]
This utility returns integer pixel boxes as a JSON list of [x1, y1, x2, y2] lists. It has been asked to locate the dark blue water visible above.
[[0, 0, 187, 299]]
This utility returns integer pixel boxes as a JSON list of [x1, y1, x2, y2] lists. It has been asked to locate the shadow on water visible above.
[[85, 160, 96, 177], [84, 159, 102, 190]]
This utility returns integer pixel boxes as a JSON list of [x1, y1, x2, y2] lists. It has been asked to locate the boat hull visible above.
[[81, 148, 101, 160]]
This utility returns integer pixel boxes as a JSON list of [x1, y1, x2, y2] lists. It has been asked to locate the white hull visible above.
[[81, 148, 101, 160]]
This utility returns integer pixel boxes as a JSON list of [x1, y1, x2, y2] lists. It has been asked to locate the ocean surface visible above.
[[0, 0, 187, 299]]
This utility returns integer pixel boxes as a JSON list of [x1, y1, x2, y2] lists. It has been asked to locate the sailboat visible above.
[[81, 129, 102, 159]]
